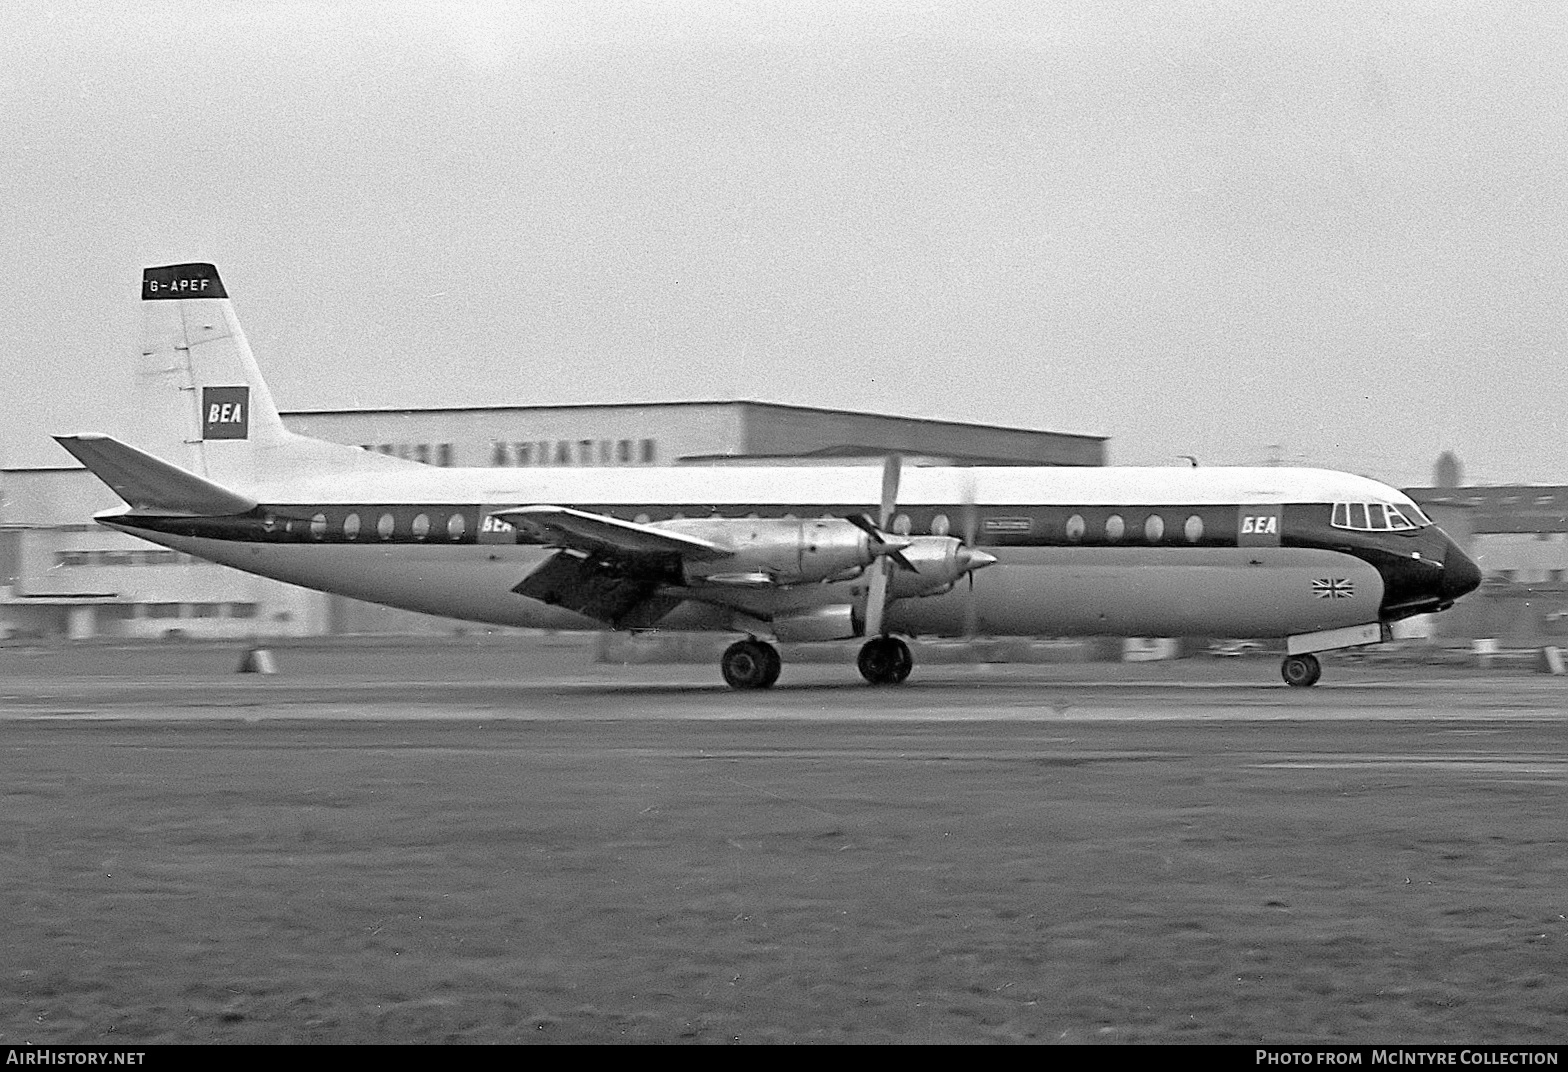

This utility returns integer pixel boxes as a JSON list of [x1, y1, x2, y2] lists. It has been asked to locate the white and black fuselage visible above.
[[100, 464, 1479, 641]]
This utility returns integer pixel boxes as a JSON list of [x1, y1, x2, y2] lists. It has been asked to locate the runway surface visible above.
[[3, 644, 1567, 1043]]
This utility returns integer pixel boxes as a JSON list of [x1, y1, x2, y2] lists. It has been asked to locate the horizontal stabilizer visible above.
[[492, 505, 732, 561], [54, 434, 256, 516]]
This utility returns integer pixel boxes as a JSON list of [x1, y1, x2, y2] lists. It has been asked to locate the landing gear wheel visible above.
[[722, 640, 781, 690], [1281, 653, 1322, 688], [858, 636, 914, 686], [758, 643, 782, 688]]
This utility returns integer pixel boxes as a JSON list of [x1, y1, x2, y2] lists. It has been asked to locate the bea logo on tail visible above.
[[202, 386, 250, 440]]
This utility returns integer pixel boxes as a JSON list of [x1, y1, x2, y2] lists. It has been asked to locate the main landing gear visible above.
[[721, 639, 782, 690], [719, 636, 916, 689], [1280, 653, 1322, 688], [857, 636, 913, 686]]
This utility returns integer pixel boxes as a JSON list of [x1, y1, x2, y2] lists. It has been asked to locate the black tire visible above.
[[858, 636, 913, 686], [722, 640, 778, 690], [1281, 653, 1322, 688], [758, 643, 782, 688], [889, 639, 913, 684]]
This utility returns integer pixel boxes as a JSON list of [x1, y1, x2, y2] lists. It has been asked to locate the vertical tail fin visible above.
[[132, 263, 415, 490]]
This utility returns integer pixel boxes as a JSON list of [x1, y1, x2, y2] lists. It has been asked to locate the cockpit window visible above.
[[1331, 501, 1426, 532]]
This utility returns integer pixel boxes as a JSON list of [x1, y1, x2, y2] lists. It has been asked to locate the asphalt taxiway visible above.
[[6, 645, 1567, 1043], [2, 656, 1567, 724]]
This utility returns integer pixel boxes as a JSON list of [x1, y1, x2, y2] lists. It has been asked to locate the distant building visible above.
[[1405, 478, 1568, 644], [2, 403, 1103, 640], [0, 468, 322, 641], [284, 400, 1106, 470]]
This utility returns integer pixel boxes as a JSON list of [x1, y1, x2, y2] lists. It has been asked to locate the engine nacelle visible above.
[[887, 536, 991, 598], [771, 603, 858, 642], [668, 517, 879, 587]]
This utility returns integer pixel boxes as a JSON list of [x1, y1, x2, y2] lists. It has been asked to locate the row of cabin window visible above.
[[1060, 513, 1206, 543], [1331, 502, 1421, 532], [265, 512, 469, 541], [271, 510, 1212, 544], [622, 511, 1210, 543]]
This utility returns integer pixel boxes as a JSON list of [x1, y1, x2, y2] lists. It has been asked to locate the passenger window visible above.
[[1105, 514, 1125, 542], [447, 513, 466, 541], [1145, 514, 1164, 542], [310, 513, 327, 540], [1065, 514, 1085, 542], [343, 513, 360, 540], [1184, 515, 1203, 543], [893, 513, 912, 536], [931, 513, 950, 536], [412, 513, 431, 540], [378, 513, 395, 540]]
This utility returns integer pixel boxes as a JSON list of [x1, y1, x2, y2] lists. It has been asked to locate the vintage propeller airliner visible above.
[[57, 264, 1481, 689]]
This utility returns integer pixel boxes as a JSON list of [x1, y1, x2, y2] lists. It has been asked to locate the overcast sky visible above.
[[3, 1, 1564, 486]]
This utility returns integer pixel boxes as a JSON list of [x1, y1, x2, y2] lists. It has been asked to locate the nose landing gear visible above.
[[1281, 653, 1322, 688]]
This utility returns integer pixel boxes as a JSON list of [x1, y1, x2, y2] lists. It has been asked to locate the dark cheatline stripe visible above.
[[110, 501, 1296, 550]]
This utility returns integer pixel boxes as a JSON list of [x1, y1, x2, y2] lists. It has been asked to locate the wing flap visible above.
[[512, 551, 682, 628], [491, 505, 732, 561], [54, 434, 256, 516]]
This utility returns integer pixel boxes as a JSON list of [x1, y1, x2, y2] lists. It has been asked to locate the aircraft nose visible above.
[[1441, 543, 1482, 603]]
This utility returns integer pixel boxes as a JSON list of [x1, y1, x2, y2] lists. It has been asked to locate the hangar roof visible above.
[[285, 399, 1106, 468]]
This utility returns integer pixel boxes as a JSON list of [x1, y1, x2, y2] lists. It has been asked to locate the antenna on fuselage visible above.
[[1178, 455, 1199, 468]]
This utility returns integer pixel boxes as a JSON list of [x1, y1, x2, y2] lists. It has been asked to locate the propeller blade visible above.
[[960, 470, 978, 547], [879, 453, 902, 531], [865, 559, 890, 637], [845, 513, 912, 561], [960, 471, 981, 638], [864, 454, 904, 637]]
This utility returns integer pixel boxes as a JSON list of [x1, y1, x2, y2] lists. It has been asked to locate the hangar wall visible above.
[[0, 468, 323, 640]]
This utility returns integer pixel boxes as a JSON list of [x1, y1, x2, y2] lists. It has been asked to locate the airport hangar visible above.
[[0, 402, 1104, 640]]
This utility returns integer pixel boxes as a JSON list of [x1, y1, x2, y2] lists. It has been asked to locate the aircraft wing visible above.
[[497, 505, 733, 630], [510, 550, 685, 628], [490, 505, 733, 561]]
